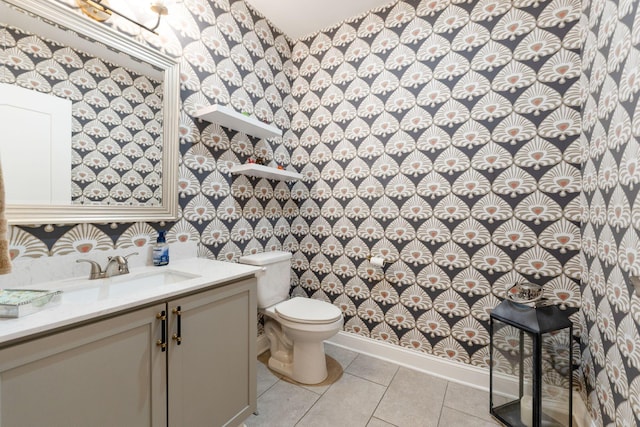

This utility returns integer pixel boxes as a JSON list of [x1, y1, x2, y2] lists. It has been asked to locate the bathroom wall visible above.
[[580, 0, 640, 423], [285, 0, 583, 374], [2, 0, 293, 276]]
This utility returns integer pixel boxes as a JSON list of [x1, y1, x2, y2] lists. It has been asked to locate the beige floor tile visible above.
[[367, 417, 398, 427], [345, 353, 399, 386], [373, 367, 448, 427], [296, 373, 387, 427], [438, 407, 501, 427], [256, 360, 279, 397], [324, 342, 359, 368], [300, 381, 331, 395], [245, 380, 320, 427], [248, 350, 511, 427], [443, 381, 495, 422], [444, 381, 513, 423]]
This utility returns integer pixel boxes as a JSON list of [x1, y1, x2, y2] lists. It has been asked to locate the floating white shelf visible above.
[[229, 164, 302, 181], [194, 104, 282, 140]]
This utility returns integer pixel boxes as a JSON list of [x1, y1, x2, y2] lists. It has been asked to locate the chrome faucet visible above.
[[77, 252, 139, 280]]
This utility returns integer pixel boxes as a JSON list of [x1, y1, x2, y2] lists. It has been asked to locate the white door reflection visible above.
[[0, 83, 71, 205]]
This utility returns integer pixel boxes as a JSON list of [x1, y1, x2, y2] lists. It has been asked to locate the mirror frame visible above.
[[1, 0, 179, 225]]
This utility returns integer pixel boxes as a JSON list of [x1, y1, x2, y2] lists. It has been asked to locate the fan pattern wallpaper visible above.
[[1, 0, 638, 423], [0, 25, 164, 206], [580, 0, 640, 423], [283, 0, 583, 376]]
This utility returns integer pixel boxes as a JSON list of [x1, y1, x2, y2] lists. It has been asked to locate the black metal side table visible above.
[[490, 300, 573, 427]]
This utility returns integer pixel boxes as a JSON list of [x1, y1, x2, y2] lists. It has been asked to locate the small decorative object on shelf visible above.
[[277, 165, 284, 170], [489, 284, 573, 427]]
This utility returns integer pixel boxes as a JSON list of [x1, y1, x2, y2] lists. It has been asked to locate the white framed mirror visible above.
[[0, 0, 179, 225]]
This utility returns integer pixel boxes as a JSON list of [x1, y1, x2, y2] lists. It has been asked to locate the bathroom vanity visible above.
[[0, 258, 259, 427]]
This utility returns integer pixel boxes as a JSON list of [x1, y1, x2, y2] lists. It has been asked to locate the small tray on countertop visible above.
[[0, 289, 62, 318]]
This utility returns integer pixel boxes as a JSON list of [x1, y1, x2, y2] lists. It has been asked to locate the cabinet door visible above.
[[168, 278, 257, 427], [0, 304, 167, 427]]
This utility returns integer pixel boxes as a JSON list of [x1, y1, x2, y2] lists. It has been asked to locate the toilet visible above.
[[239, 251, 343, 384]]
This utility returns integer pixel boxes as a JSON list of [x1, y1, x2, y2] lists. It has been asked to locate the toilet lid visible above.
[[275, 297, 343, 324]]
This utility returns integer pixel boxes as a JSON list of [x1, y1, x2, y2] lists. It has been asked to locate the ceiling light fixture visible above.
[[75, 0, 168, 34]]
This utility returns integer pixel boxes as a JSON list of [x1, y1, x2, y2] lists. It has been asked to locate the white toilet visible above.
[[239, 251, 343, 384]]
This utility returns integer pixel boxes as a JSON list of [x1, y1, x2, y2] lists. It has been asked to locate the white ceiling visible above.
[[245, 0, 396, 41]]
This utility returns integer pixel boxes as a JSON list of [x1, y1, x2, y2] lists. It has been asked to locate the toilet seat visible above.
[[274, 297, 342, 324]]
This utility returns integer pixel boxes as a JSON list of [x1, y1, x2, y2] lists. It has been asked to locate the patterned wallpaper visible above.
[[159, 1, 295, 261], [580, 0, 640, 423], [8, 0, 583, 372], [4, 0, 293, 260], [285, 0, 583, 375], [0, 23, 164, 206], [6, 0, 640, 423]]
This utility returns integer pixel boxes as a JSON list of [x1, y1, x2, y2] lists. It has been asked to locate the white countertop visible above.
[[0, 258, 261, 347]]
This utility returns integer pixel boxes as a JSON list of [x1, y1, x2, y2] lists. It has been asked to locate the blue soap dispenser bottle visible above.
[[153, 230, 169, 266]]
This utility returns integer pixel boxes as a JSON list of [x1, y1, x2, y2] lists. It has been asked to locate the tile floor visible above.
[[245, 343, 501, 427]]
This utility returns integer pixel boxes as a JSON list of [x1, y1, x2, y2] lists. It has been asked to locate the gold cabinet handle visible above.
[[156, 310, 167, 352], [172, 306, 182, 346]]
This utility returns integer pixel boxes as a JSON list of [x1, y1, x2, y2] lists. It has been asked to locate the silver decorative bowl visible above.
[[507, 282, 544, 307]]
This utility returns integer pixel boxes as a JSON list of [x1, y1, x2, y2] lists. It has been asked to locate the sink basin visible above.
[[60, 270, 200, 303]]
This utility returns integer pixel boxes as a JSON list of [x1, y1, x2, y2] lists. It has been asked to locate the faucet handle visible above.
[[76, 259, 103, 280], [115, 252, 138, 274]]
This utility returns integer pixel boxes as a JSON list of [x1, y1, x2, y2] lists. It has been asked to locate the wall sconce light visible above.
[[75, 0, 168, 34]]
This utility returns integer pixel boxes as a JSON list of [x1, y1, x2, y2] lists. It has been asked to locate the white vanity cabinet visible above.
[[167, 278, 257, 427], [0, 303, 167, 427], [0, 277, 257, 427]]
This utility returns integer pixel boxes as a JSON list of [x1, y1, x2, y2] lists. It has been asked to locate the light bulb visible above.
[[150, 0, 168, 16]]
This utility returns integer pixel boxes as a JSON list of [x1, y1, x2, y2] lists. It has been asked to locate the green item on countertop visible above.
[[0, 289, 62, 318]]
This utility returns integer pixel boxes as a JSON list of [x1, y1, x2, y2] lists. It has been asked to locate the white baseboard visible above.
[[328, 331, 490, 390], [325, 331, 593, 427]]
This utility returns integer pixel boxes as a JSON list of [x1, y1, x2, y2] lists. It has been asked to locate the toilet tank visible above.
[[239, 251, 292, 309]]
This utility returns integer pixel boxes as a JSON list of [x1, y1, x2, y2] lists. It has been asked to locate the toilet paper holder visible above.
[[367, 255, 386, 267]]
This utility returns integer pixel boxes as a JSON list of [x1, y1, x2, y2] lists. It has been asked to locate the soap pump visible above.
[[153, 230, 169, 266]]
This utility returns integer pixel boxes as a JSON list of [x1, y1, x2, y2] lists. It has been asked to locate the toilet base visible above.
[[267, 339, 328, 385], [290, 339, 329, 384], [264, 316, 342, 385]]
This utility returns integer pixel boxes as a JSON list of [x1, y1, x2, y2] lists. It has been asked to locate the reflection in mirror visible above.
[[0, 0, 179, 224], [0, 84, 72, 205]]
